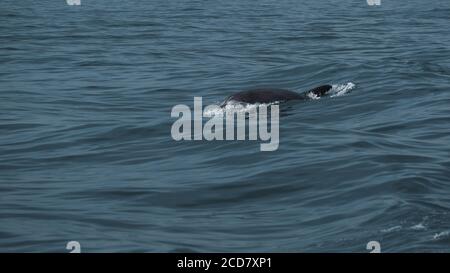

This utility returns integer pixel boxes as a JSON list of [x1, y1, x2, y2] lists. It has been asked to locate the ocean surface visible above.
[[1, 0, 450, 252]]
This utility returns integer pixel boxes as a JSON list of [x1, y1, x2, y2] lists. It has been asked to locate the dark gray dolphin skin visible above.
[[221, 84, 332, 107]]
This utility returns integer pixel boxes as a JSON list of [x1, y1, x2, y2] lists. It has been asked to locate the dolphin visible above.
[[220, 84, 333, 107]]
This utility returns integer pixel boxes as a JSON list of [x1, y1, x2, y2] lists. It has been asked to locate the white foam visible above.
[[381, 225, 402, 233], [432, 231, 449, 240], [410, 223, 427, 231], [204, 101, 276, 118], [329, 82, 356, 98], [307, 92, 320, 100]]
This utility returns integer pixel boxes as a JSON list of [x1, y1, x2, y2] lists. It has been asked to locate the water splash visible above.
[[204, 102, 276, 118], [306, 82, 355, 100], [329, 82, 356, 97]]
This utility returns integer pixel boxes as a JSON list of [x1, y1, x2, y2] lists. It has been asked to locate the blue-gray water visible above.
[[1, 0, 450, 252]]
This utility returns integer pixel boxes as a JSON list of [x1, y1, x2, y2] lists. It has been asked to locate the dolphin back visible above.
[[221, 88, 304, 106], [220, 84, 333, 107]]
